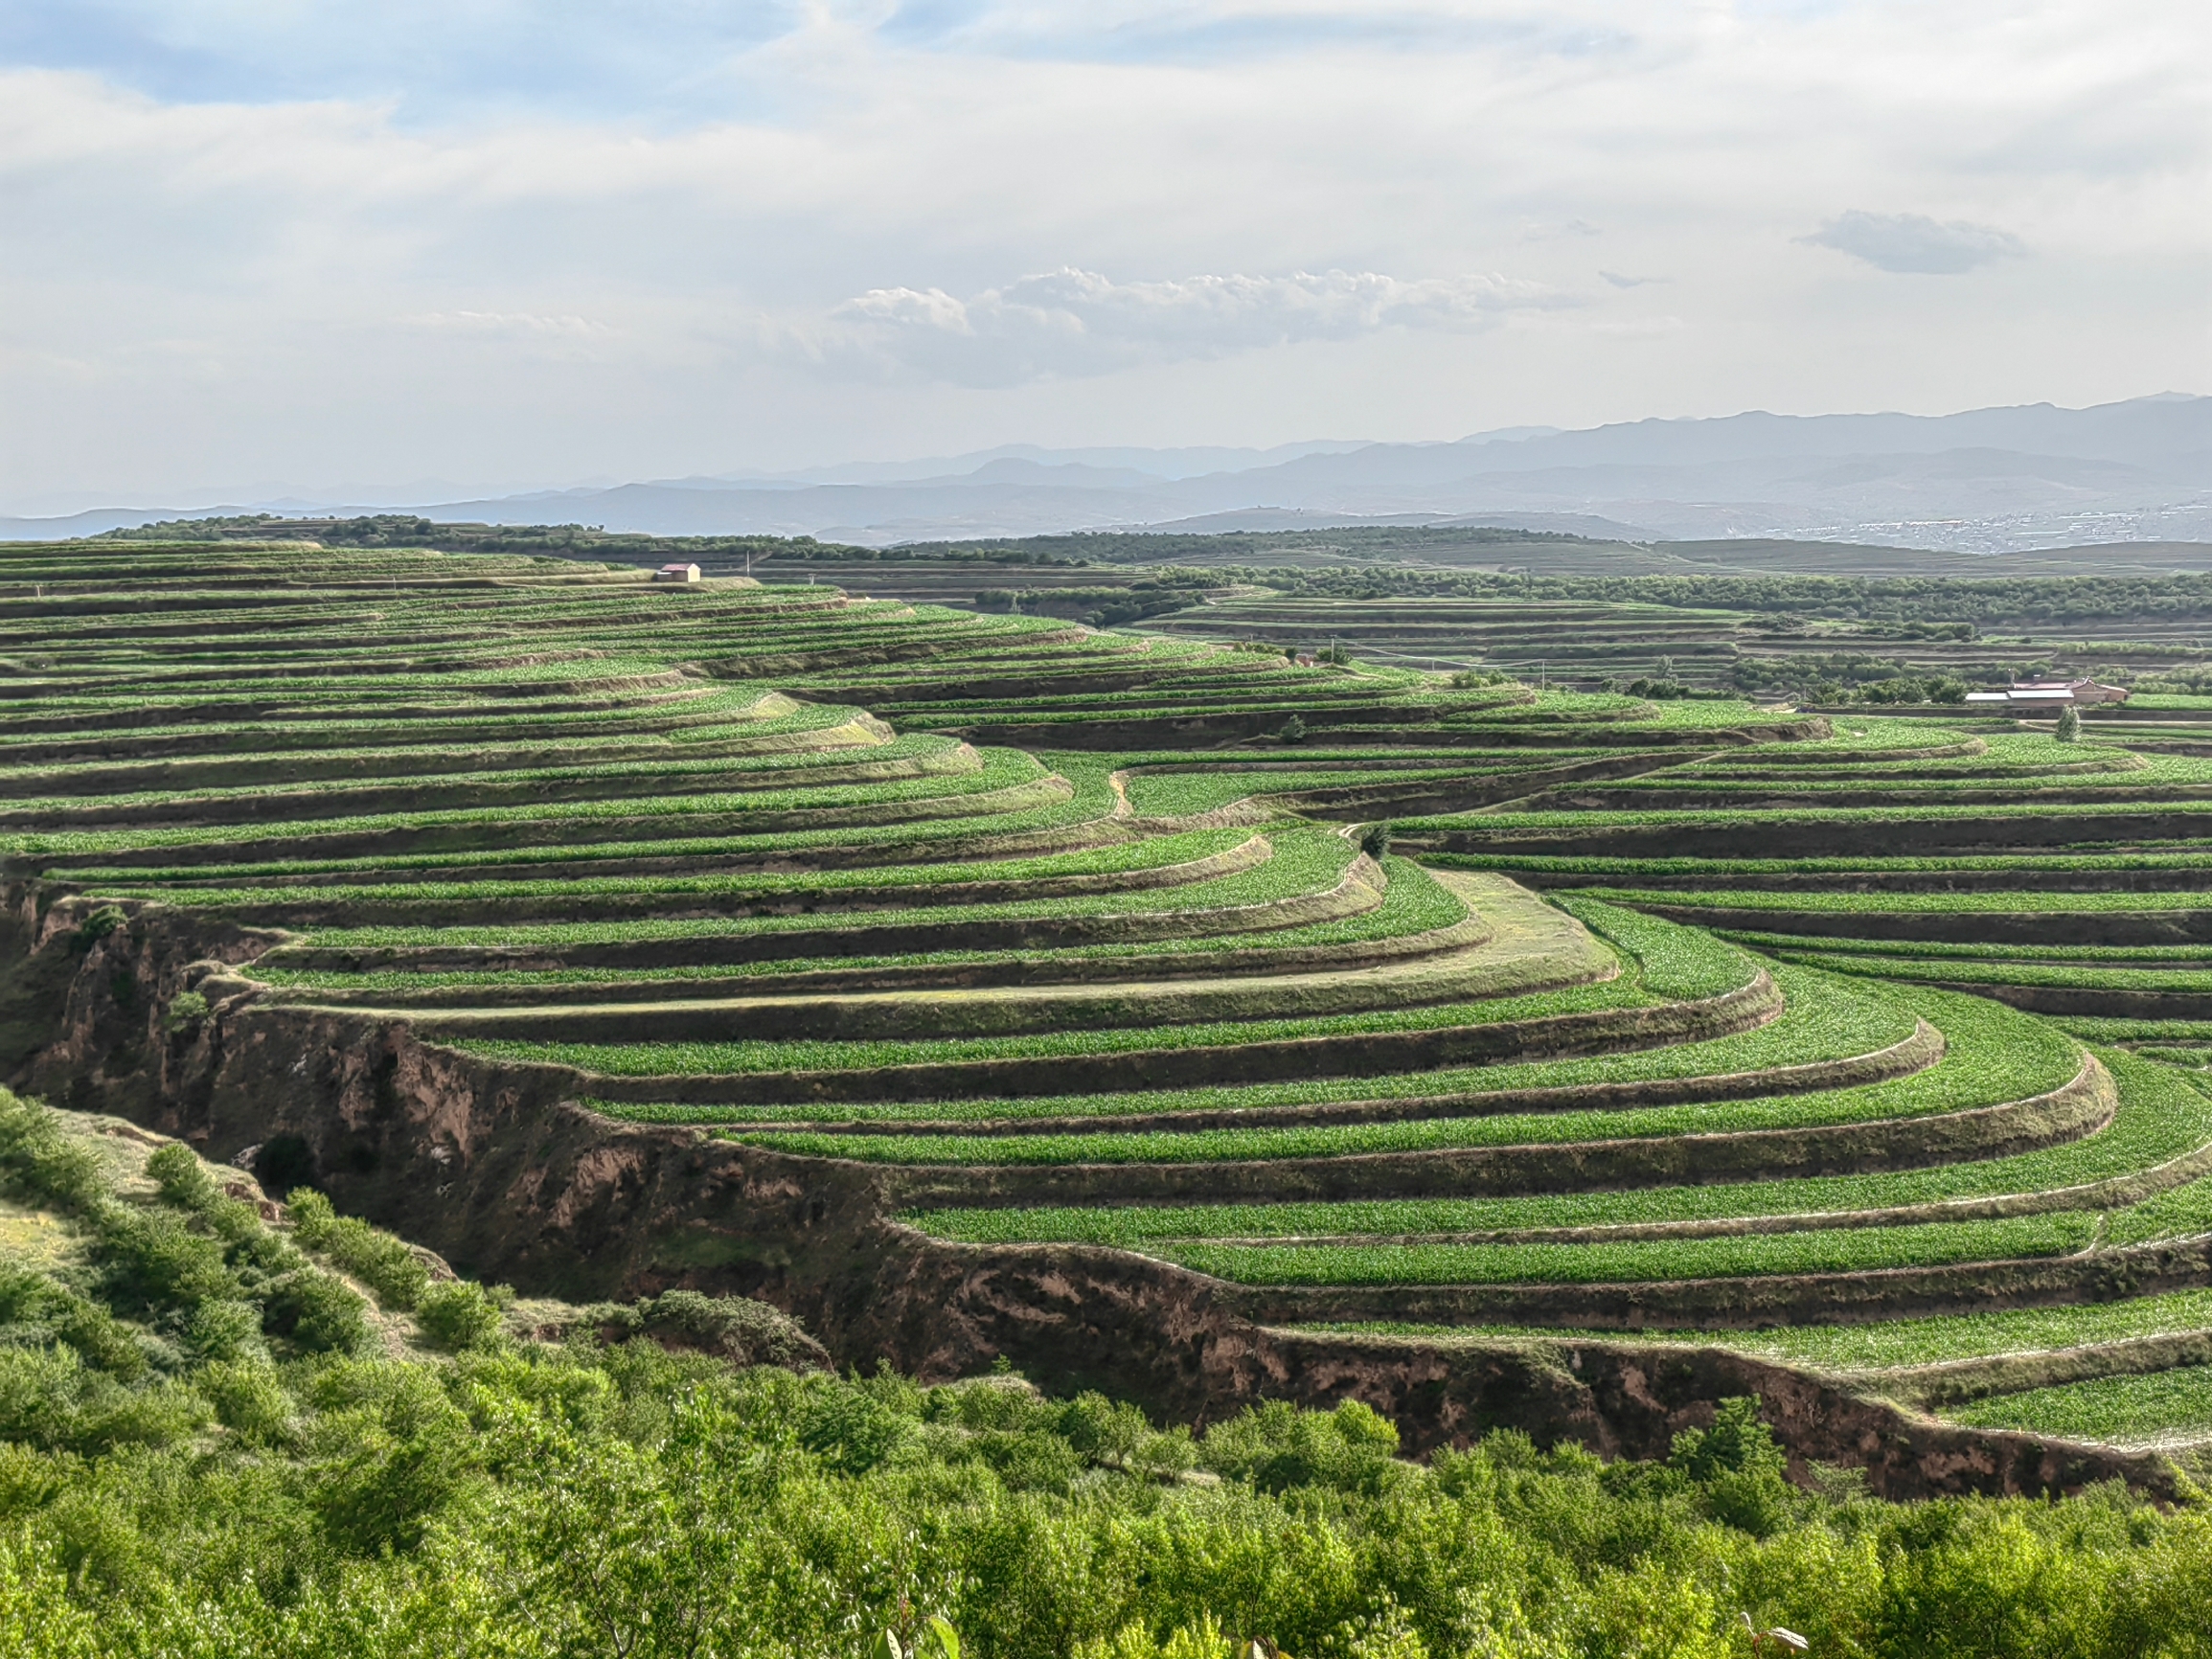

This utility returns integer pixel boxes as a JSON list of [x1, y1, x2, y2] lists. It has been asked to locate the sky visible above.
[[0, 0, 2206, 512]]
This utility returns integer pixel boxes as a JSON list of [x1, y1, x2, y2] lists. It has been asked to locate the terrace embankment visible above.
[[0, 878, 2169, 1498]]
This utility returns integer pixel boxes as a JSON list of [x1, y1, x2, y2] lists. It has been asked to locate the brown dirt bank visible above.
[[0, 880, 2177, 1498]]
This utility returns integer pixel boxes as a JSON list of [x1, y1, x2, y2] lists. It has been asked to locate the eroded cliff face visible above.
[[0, 880, 2179, 1501]]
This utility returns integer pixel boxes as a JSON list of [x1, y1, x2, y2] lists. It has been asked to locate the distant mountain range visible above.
[[11, 396, 2209, 552]]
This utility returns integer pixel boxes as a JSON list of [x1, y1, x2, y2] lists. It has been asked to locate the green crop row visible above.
[[1766, 950, 2212, 995], [1589, 887, 2212, 916], [468, 974, 1649, 1082], [906, 1047, 2200, 1244], [263, 824, 1354, 943], [1160, 1212, 2095, 1286], [257, 852, 1471, 995], [4, 745, 1060, 858], [1308, 1284, 2212, 1375], [0, 723, 943, 815], [1424, 850, 2212, 877], [1119, 762, 1539, 818], [92, 826, 1259, 910], [1719, 932, 2212, 965], [2105, 1168, 2212, 1246], [1719, 1284, 2212, 1372], [735, 985, 2070, 1166], [1945, 1368, 2212, 1446], [1544, 896, 1762, 1000], [84, 677, 761, 722], [1401, 799, 2212, 832], [72, 761, 1128, 886], [599, 957, 1915, 1127], [0, 698, 838, 781], [2062, 1016, 2212, 1040]]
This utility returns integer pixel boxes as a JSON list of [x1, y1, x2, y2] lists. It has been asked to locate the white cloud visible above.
[[0, 0, 2205, 499], [1800, 211, 2029, 275], [813, 266, 1571, 384], [408, 310, 610, 335], [400, 309, 616, 360]]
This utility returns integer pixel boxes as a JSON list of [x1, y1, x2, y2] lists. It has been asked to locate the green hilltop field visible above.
[[12, 532, 2212, 1651]]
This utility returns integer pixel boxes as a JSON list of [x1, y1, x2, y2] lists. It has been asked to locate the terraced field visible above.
[[1371, 709, 2212, 1453], [11, 534, 2212, 1482], [1139, 595, 1748, 682]]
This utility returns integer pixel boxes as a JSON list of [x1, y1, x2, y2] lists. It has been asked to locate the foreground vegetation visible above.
[[4, 1094, 2212, 1659], [19, 1361, 2212, 1659]]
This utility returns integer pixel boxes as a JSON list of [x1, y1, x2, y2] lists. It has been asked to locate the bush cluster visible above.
[[0, 1097, 374, 1462], [5, 1342, 2212, 1658]]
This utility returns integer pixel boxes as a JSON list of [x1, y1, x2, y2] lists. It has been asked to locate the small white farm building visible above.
[[652, 563, 702, 584], [1963, 678, 2131, 707]]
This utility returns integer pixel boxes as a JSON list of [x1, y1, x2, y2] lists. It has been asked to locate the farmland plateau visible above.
[[14, 526, 2212, 1515]]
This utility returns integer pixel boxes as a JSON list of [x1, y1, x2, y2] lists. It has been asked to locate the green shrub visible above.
[[0, 1350, 93, 1450], [72, 907, 125, 949], [285, 1185, 340, 1256], [1671, 1396, 1794, 1535], [93, 1204, 236, 1314], [1060, 1392, 1197, 1479], [260, 1268, 369, 1354], [194, 1358, 293, 1443], [414, 1281, 505, 1352], [74, 1379, 212, 1454], [2057, 705, 2083, 741], [0, 1263, 145, 1381], [1198, 1398, 1401, 1494], [184, 1298, 264, 1363], [636, 1288, 815, 1366], [50, 1298, 148, 1380], [0, 1093, 105, 1213], [285, 1190, 430, 1309], [144, 1143, 217, 1212], [1060, 1391, 1151, 1466], [305, 1365, 478, 1557], [160, 990, 210, 1035], [798, 1380, 919, 1475]]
